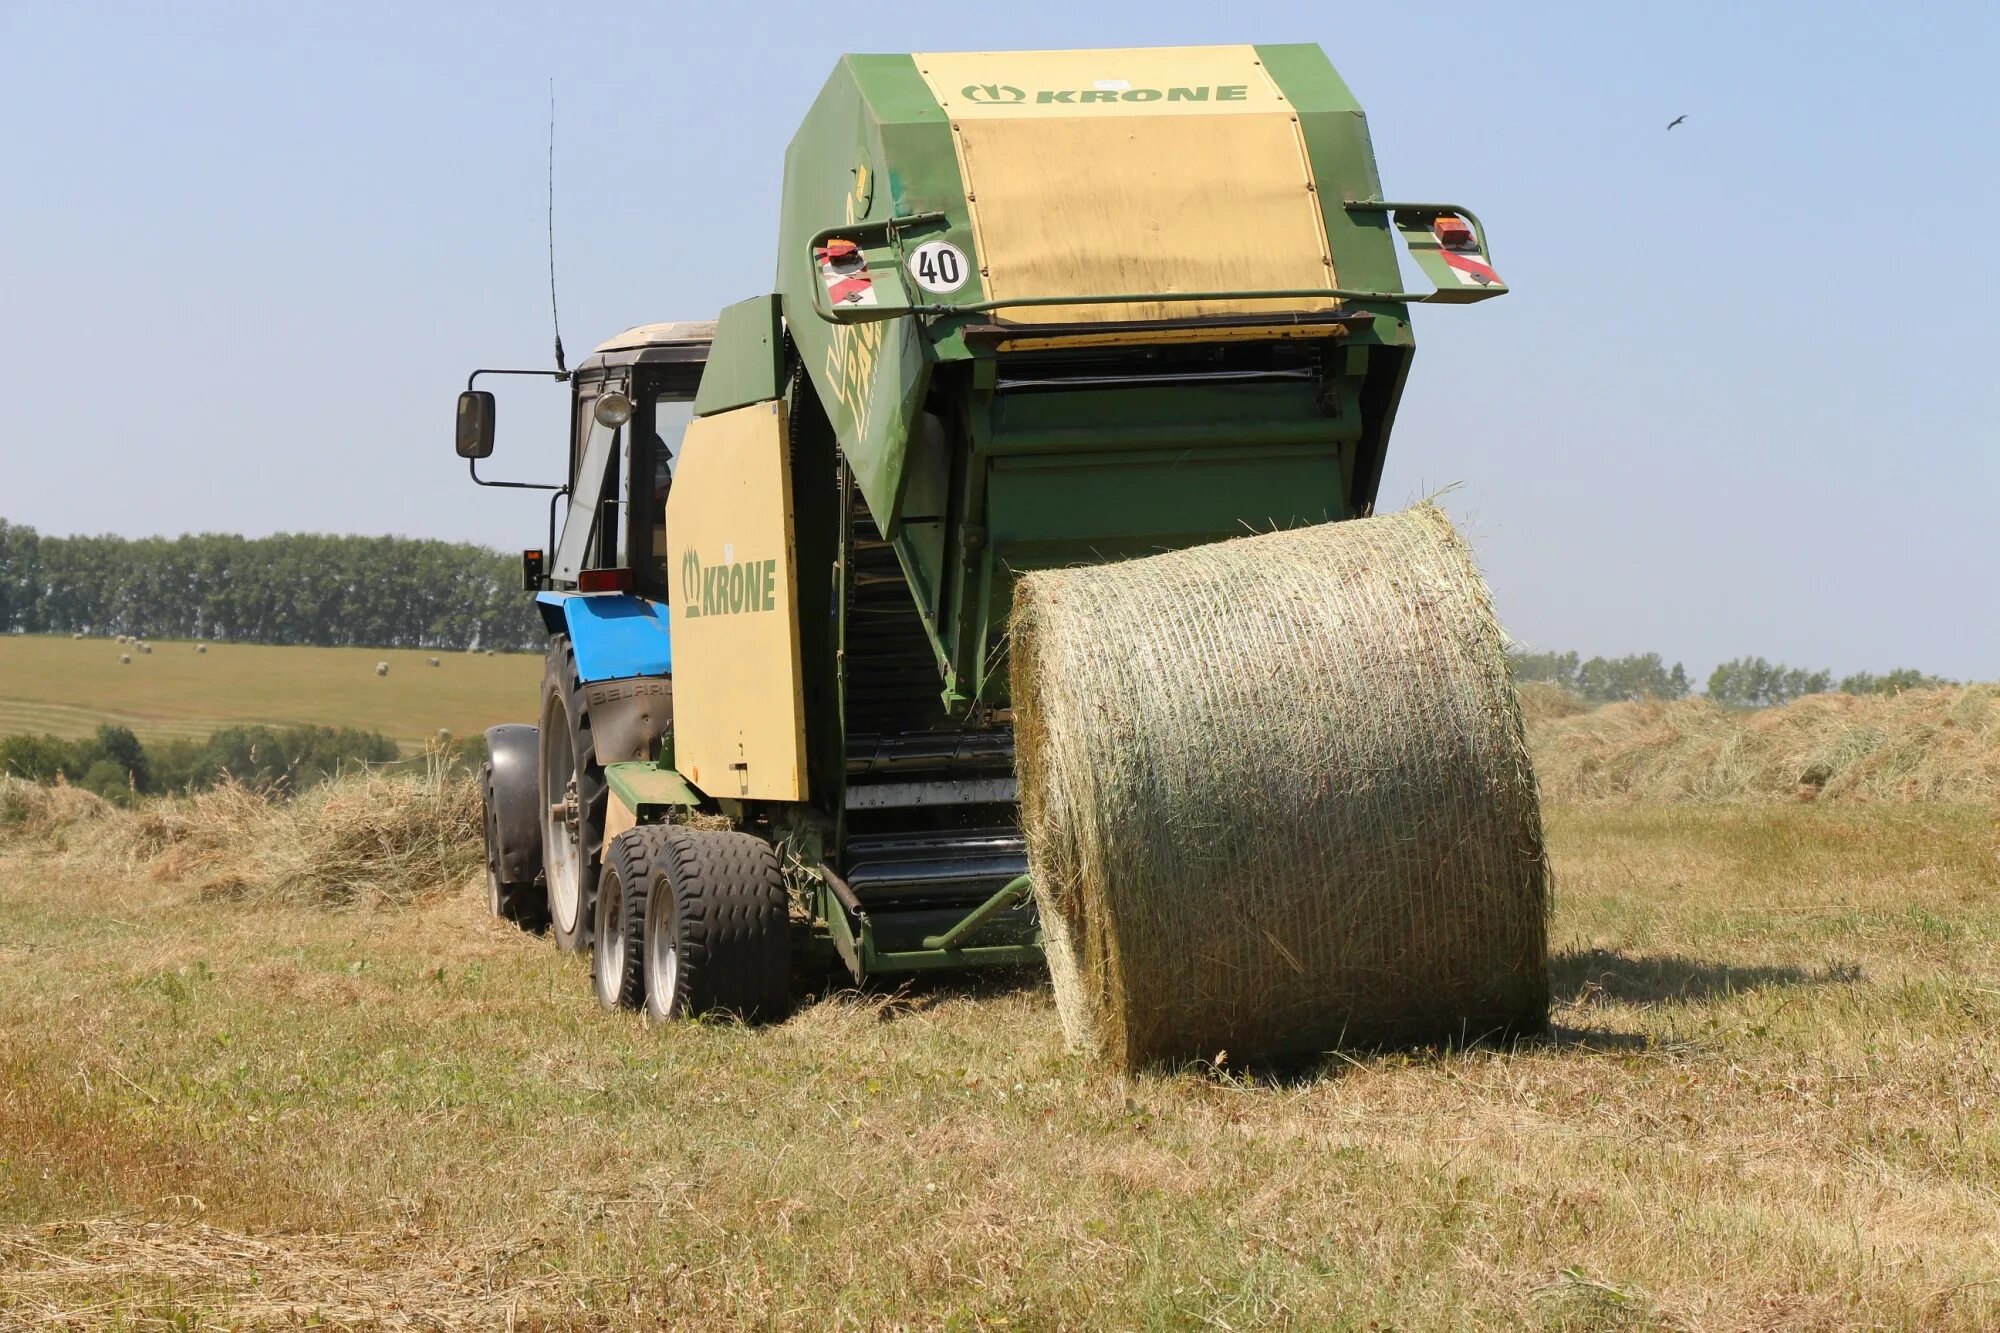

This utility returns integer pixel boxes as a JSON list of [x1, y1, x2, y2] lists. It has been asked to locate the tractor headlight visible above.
[[593, 392, 634, 429]]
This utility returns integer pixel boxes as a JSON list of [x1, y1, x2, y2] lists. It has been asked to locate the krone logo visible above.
[[962, 83, 1024, 104], [681, 546, 702, 604], [678, 547, 780, 621]]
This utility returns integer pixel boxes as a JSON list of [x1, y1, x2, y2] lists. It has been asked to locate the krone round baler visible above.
[[460, 44, 1546, 1065]]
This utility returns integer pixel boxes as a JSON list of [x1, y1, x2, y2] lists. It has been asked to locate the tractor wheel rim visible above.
[[599, 877, 624, 984], [541, 696, 581, 934], [647, 898, 679, 1013]]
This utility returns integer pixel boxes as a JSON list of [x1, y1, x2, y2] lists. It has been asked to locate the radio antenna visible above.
[[546, 78, 566, 376]]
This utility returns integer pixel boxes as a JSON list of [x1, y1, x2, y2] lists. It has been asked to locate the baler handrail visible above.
[[805, 201, 1499, 325]]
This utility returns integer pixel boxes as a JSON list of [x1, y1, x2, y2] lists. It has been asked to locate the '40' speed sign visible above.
[[907, 241, 970, 294]]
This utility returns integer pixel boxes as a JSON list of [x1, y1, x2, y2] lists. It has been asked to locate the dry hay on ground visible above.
[[1012, 504, 1549, 1069], [0, 766, 479, 905], [1515, 679, 1590, 724], [1531, 684, 2000, 803], [0, 1216, 538, 1328]]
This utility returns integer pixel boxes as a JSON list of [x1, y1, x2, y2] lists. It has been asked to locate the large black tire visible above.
[[643, 827, 791, 1023], [539, 636, 607, 955], [593, 827, 667, 1010], [483, 766, 549, 932]]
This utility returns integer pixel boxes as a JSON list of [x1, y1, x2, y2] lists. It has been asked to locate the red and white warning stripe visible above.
[[1440, 247, 1503, 287], [816, 241, 879, 307]]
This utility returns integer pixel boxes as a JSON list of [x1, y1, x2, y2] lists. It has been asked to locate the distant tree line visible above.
[[1509, 651, 1692, 703], [1512, 649, 1959, 708], [0, 520, 540, 650], [0, 723, 401, 805]]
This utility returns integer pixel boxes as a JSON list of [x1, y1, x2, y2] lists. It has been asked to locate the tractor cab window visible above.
[[643, 396, 695, 593], [551, 396, 621, 585]]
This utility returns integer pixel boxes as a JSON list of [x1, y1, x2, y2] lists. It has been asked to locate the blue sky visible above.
[[2, 2, 1994, 681]]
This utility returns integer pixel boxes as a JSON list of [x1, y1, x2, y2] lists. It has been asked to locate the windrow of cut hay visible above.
[[1531, 684, 2000, 803], [1012, 505, 1549, 1070], [0, 766, 480, 904]]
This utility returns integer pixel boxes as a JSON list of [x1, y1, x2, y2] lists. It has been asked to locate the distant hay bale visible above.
[[427, 656, 441, 667], [195, 644, 208, 654], [137, 642, 152, 654], [118, 654, 132, 665], [375, 662, 389, 677], [70, 631, 83, 640], [483, 649, 495, 657], [1012, 504, 1549, 1069]]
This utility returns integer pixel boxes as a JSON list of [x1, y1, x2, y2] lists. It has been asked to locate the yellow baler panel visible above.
[[664, 400, 808, 802], [915, 47, 1337, 323]]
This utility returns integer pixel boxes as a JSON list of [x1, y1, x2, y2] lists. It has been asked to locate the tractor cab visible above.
[[455, 321, 713, 598], [553, 323, 713, 598]]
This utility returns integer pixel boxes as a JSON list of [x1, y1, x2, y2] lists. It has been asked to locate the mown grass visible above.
[[0, 633, 540, 748], [2, 799, 1998, 1328]]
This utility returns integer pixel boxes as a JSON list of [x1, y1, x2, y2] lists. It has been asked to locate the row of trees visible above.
[[1508, 651, 1692, 703], [1511, 650, 1958, 707], [0, 723, 401, 804], [0, 521, 541, 650]]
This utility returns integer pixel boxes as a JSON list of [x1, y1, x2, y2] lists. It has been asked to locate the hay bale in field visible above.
[[70, 631, 83, 640], [375, 662, 389, 677], [137, 642, 151, 654], [195, 643, 208, 654], [427, 656, 440, 667], [1012, 503, 1548, 1069], [118, 654, 131, 665]]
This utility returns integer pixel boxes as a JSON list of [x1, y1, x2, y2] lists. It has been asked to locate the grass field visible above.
[[0, 633, 541, 749], [3, 789, 1998, 1328]]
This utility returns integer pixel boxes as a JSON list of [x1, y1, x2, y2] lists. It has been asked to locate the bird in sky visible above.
[[1667, 114, 1688, 130]]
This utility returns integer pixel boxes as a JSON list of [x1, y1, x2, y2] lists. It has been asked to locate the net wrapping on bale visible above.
[[1011, 504, 1549, 1069]]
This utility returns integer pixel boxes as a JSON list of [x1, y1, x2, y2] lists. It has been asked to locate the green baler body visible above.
[[709, 43, 1504, 711]]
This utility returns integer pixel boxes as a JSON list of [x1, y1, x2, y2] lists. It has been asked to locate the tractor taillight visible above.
[[1432, 216, 1478, 251], [521, 548, 545, 592], [578, 568, 634, 593]]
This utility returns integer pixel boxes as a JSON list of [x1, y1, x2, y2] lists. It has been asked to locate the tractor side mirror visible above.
[[455, 390, 496, 459]]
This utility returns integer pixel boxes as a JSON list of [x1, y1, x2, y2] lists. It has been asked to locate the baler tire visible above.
[[539, 635, 606, 956], [483, 776, 548, 932], [643, 828, 791, 1024], [592, 827, 668, 1010]]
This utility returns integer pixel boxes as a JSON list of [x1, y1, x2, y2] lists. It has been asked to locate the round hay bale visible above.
[[375, 662, 390, 677], [1011, 504, 1548, 1069], [195, 643, 208, 654], [118, 653, 131, 665], [70, 631, 83, 640], [427, 656, 441, 668], [137, 642, 151, 654]]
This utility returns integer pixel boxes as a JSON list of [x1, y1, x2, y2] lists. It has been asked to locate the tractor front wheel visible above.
[[483, 773, 547, 932]]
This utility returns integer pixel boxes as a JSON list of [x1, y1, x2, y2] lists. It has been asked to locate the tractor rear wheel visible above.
[[643, 827, 791, 1023], [593, 827, 667, 1010], [539, 636, 606, 955]]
